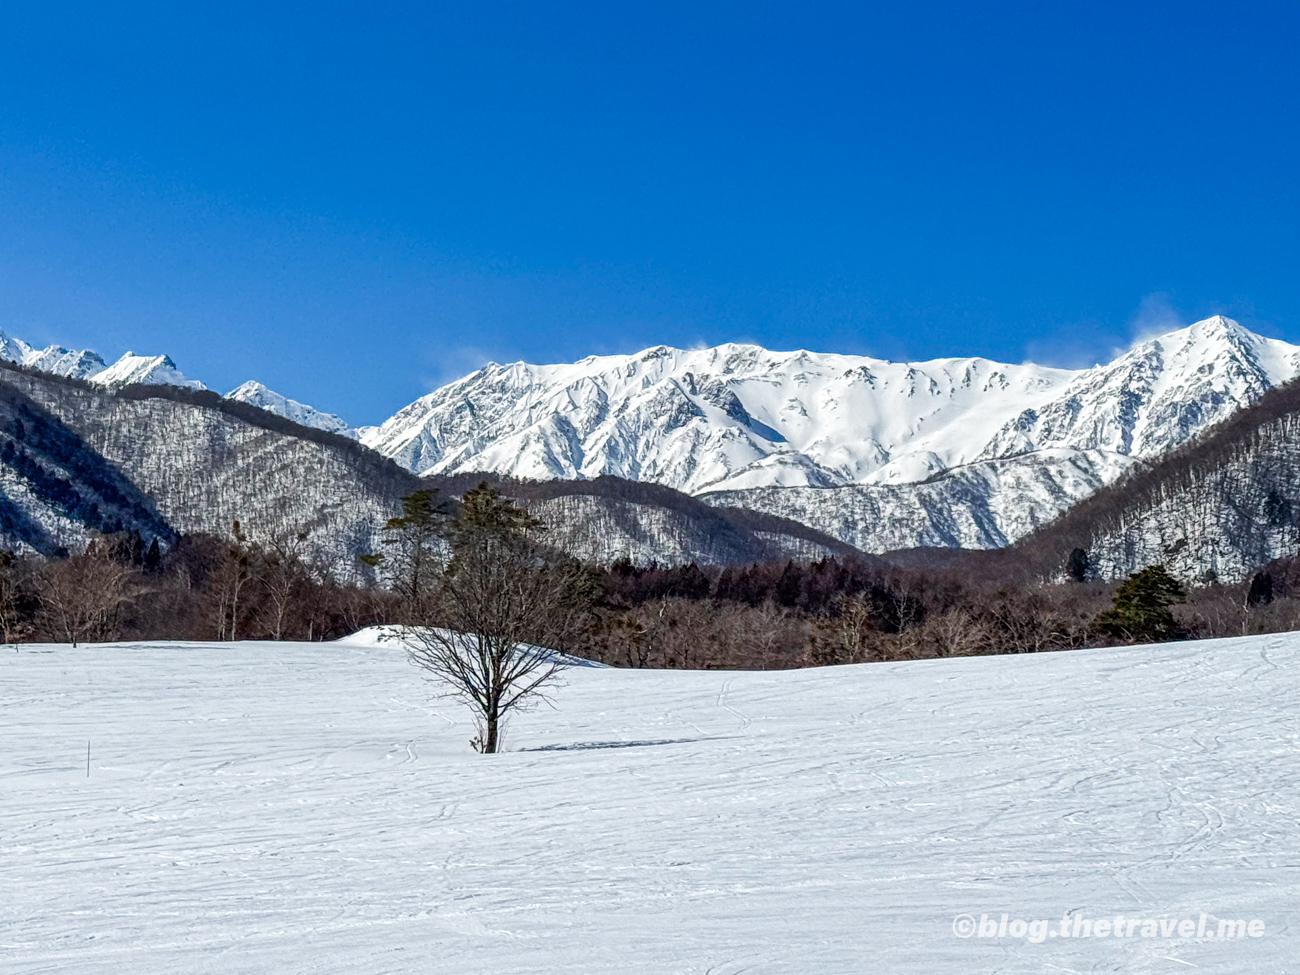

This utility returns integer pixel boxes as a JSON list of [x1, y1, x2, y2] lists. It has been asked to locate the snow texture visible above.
[[4, 633, 1297, 973], [703, 449, 1135, 552], [88, 353, 206, 390], [363, 317, 1295, 490]]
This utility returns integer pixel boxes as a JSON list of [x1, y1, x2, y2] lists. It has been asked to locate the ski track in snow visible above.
[[3, 634, 1298, 973]]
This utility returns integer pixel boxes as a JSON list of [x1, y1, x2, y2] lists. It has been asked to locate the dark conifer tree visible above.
[[143, 538, 162, 574], [1094, 565, 1186, 642]]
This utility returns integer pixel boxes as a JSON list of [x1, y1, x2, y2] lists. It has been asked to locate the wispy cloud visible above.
[[420, 344, 499, 391], [1126, 292, 1187, 345]]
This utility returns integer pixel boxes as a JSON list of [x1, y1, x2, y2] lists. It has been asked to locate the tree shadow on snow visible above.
[[520, 736, 733, 752]]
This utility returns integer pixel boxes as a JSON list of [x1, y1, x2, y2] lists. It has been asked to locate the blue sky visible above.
[[0, 1, 1297, 423]]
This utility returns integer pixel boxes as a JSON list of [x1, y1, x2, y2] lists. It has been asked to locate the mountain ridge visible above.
[[358, 316, 1294, 494], [4, 316, 1295, 559]]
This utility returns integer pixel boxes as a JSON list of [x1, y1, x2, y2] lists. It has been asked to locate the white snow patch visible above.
[[4, 634, 1297, 972]]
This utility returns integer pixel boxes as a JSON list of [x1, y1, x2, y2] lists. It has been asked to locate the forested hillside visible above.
[[0, 362, 861, 571], [1011, 377, 1300, 583], [0, 363, 420, 574]]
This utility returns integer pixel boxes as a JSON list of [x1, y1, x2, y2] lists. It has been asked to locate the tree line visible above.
[[0, 526, 394, 646], [7, 487, 1300, 669]]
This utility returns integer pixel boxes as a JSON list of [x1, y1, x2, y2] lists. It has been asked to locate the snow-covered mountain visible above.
[[1003, 372, 1300, 583], [359, 345, 1076, 491], [976, 315, 1300, 460], [88, 352, 205, 389], [359, 317, 1300, 551], [225, 380, 355, 437], [0, 328, 344, 429], [0, 330, 108, 379], [0, 361, 851, 567], [705, 449, 1135, 553], [5, 315, 1297, 560], [0, 329, 351, 433], [364, 317, 1294, 491], [0, 328, 205, 389]]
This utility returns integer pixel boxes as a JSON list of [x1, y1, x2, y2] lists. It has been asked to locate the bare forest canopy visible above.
[[3, 518, 1298, 672]]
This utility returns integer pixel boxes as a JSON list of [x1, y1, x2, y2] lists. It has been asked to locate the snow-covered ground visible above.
[[4, 632, 1297, 973]]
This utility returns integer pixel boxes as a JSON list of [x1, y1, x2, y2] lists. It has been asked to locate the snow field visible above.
[[3, 633, 1298, 973]]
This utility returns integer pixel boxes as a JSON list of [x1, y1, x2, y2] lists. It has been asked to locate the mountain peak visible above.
[[1151, 315, 1269, 352], [89, 352, 205, 390], [224, 380, 355, 437], [359, 317, 1300, 494], [1183, 314, 1247, 340]]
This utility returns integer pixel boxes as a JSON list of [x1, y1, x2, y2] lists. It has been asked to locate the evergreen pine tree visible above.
[[454, 482, 540, 534], [1094, 565, 1186, 642], [143, 538, 162, 574], [378, 489, 449, 607], [1067, 547, 1091, 583]]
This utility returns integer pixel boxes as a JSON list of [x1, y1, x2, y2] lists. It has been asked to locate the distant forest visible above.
[[3, 501, 1297, 668]]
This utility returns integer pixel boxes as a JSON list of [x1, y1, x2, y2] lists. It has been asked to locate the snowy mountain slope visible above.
[[225, 380, 355, 436], [0, 362, 854, 567], [0, 381, 174, 555], [978, 316, 1300, 460], [361, 316, 1300, 553], [87, 352, 205, 389], [0, 326, 354, 429], [0, 328, 108, 378], [467, 475, 867, 565], [0, 366, 419, 570], [704, 448, 1136, 552], [527, 494, 844, 564], [0, 327, 205, 388], [23, 346, 108, 378], [364, 317, 1296, 493], [4, 315, 1296, 564], [361, 344, 1076, 492], [1005, 376, 1300, 583], [6, 633, 1297, 973]]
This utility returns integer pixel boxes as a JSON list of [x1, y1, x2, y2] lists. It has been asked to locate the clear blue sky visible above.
[[0, 1, 1296, 423]]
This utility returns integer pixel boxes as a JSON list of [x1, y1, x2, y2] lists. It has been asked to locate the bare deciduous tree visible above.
[[807, 593, 876, 665], [211, 521, 251, 640], [403, 483, 593, 754], [741, 600, 790, 669], [260, 529, 309, 640], [36, 539, 132, 646], [0, 550, 32, 644], [924, 607, 990, 658]]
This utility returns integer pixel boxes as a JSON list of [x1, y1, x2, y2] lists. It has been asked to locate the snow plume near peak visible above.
[[1127, 292, 1187, 346]]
